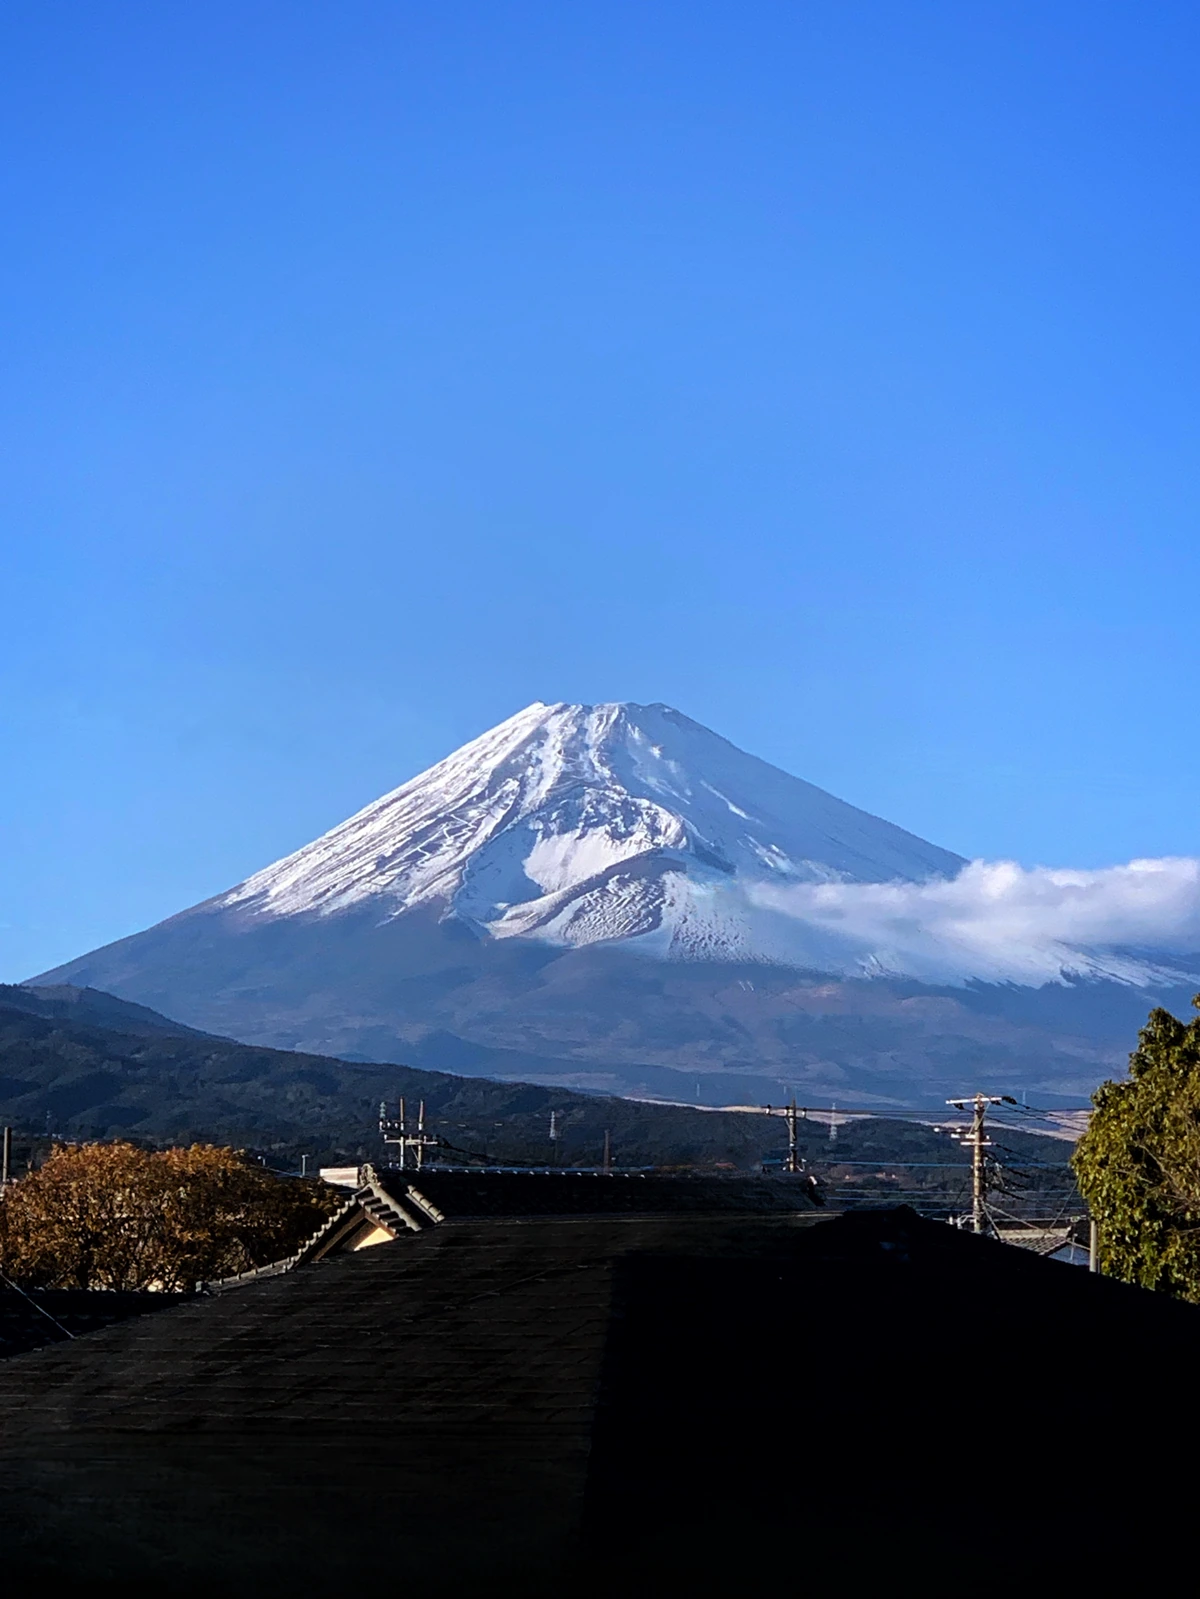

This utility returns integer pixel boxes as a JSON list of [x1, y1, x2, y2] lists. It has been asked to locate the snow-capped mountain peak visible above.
[[219, 701, 965, 959], [34, 699, 1200, 1105]]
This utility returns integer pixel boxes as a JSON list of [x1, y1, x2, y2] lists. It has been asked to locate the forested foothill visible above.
[[0, 983, 1070, 1182]]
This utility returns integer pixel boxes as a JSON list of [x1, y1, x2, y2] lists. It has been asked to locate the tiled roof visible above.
[[0, 1286, 181, 1360], [203, 1167, 821, 1288], [0, 1210, 823, 1587], [379, 1165, 822, 1218]]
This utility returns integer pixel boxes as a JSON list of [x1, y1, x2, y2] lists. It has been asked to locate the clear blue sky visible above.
[[4, 1, 1200, 980]]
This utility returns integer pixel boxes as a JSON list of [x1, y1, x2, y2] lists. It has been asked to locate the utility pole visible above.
[[379, 1099, 440, 1171], [763, 1101, 806, 1174], [602, 1129, 612, 1173], [1, 1126, 10, 1192], [549, 1110, 559, 1167], [945, 1093, 1014, 1235], [785, 1100, 801, 1174]]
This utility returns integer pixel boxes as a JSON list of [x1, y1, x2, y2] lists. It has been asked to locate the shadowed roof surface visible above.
[[0, 1207, 1195, 1593], [386, 1166, 821, 1216]]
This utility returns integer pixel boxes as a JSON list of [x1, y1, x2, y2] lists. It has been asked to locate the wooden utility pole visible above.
[[602, 1129, 612, 1173], [945, 1093, 1013, 1235], [1, 1126, 10, 1191], [763, 1101, 806, 1174], [785, 1100, 801, 1174]]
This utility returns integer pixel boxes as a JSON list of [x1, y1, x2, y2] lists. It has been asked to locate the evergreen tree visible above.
[[1074, 999, 1200, 1299]]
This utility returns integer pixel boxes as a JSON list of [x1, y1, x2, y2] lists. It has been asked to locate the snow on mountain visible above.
[[218, 701, 967, 963], [33, 700, 1200, 1103]]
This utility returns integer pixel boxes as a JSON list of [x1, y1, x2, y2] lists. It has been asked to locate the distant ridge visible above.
[[0, 984, 213, 1038]]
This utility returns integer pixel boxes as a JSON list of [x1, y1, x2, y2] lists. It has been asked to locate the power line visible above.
[[0, 1268, 75, 1341]]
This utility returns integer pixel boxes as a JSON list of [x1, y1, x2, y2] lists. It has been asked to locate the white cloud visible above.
[[741, 858, 1200, 986]]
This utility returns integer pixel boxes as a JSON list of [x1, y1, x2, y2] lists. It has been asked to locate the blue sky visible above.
[[4, 1, 1200, 980]]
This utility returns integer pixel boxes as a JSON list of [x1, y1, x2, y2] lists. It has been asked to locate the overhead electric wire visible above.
[[0, 1268, 75, 1340]]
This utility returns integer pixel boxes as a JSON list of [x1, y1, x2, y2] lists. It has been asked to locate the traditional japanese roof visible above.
[[203, 1166, 822, 1288]]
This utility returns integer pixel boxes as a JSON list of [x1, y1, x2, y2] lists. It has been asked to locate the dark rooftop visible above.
[[0, 1285, 180, 1360], [0, 1207, 1194, 1591], [383, 1165, 822, 1217]]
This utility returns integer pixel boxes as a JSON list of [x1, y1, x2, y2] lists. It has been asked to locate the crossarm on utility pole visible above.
[[945, 1093, 1015, 1236]]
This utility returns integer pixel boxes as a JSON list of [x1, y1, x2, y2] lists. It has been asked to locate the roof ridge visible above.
[[200, 1164, 436, 1291]]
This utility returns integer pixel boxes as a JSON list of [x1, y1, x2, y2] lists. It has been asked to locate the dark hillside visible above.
[[0, 987, 1072, 1203]]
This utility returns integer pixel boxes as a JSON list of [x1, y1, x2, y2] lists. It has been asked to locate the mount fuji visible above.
[[214, 702, 966, 960], [33, 702, 1196, 1107]]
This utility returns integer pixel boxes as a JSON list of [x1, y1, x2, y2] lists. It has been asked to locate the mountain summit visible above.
[[34, 703, 1188, 1106], [217, 701, 964, 958]]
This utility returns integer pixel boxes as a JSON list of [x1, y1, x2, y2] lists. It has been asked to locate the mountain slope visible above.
[[31, 701, 1184, 1104], [212, 701, 965, 960]]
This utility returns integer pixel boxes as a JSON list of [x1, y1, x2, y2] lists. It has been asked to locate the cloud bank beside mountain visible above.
[[745, 857, 1200, 986]]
